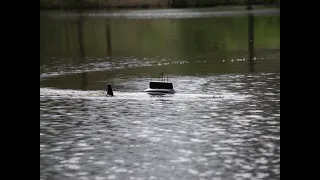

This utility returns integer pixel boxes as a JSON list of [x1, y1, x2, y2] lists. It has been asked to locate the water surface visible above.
[[40, 7, 280, 180]]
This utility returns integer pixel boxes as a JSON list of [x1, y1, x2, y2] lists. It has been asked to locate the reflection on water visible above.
[[40, 8, 279, 87], [248, 12, 255, 73], [40, 7, 279, 180]]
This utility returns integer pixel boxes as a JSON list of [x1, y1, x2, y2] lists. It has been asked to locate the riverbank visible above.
[[40, 0, 280, 10]]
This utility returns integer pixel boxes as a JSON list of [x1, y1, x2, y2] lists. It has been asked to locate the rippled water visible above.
[[40, 7, 280, 180], [47, 8, 279, 19], [40, 73, 279, 180]]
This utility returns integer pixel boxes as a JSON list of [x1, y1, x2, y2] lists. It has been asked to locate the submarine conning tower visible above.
[[144, 72, 176, 94], [149, 81, 174, 89]]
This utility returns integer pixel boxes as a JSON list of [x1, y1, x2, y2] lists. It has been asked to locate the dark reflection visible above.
[[76, 10, 87, 90], [247, 0, 253, 10], [77, 18, 84, 58], [248, 13, 255, 73], [106, 22, 112, 57]]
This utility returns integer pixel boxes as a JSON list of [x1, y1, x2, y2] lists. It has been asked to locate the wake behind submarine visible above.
[[106, 74, 220, 98], [106, 73, 176, 96]]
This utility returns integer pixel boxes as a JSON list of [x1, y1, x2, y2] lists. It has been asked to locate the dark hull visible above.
[[144, 88, 175, 95]]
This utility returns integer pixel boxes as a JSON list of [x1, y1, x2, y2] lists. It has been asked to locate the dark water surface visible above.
[[40, 7, 280, 180]]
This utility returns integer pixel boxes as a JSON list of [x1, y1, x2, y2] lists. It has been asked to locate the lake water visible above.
[[40, 7, 280, 180]]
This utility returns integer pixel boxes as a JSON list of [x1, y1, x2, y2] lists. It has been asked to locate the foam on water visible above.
[[40, 87, 251, 102], [47, 8, 279, 20]]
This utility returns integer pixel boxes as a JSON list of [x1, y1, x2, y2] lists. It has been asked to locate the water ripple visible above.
[[40, 73, 279, 180]]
